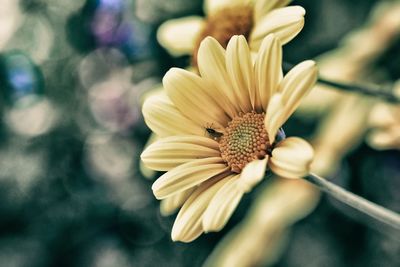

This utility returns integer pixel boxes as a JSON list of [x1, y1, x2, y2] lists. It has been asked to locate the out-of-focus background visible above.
[[0, 0, 399, 266]]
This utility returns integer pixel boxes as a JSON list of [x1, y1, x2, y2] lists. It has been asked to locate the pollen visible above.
[[192, 4, 254, 67], [219, 111, 270, 173]]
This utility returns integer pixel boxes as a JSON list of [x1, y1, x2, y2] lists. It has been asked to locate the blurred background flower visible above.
[[156, 0, 305, 66], [0, 0, 399, 267]]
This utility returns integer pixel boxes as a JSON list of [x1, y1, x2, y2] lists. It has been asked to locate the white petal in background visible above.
[[250, 6, 305, 49], [254, 0, 292, 22], [204, 0, 249, 15], [157, 16, 204, 56]]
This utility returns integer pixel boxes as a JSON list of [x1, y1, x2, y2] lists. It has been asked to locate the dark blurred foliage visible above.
[[0, 0, 399, 267], [376, 35, 400, 81]]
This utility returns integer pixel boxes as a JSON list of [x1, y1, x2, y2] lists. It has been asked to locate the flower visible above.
[[141, 34, 317, 242], [157, 0, 305, 65]]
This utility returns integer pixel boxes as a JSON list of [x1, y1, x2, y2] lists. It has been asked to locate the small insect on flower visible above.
[[205, 123, 223, 140]]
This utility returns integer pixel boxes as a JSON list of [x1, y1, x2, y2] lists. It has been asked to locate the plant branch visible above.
[[283, 62, 400, 103], [305, 173, 400, 230]]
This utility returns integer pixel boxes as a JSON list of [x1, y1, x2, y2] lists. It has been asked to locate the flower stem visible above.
[[317, 77, 399, 103], [283, 62, 400, 103], [305, 173, 400, 230]]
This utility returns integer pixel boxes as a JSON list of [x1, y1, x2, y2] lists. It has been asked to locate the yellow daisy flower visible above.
[[157, 0, 305, 65], [141, 34, 317, 242]]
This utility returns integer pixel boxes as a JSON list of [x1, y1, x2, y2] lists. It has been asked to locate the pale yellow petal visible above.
[[163, 68, 229, 130], [139, 85, 163, 107], [157, 16, 204, 56], [171, 174, 233, 242], [265, 94, 286, 143], [225, 35, 254, 112], [197, 37, 240, 118], [250, 6, 305, 50], [142, 91, 203, 137], [252, 177, 319, 225], [265, 61, 316, 143], [254, 34, 283, 111], [139, 160, 156, 180], [204, 223, 287, 267], [141, 135, 221, 171], [369, 103, 398, 128], [140, 133, 158, 179], [269, 137, 314, 179], [278, 60, 318, 125], [367, 128, 400, 150], [203, 158, 268, 233], [238, 157, 268, 192], [254, 0, 292, 21], [152, 157, 228, 199], [160, 187, 195, 216], [202, 174, 242, 232]]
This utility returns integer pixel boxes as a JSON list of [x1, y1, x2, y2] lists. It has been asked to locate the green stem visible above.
[[317, 77, 399, 103], [305, 173, 400, 230]]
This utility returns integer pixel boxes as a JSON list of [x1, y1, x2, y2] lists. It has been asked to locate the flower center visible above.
[[219, 111, 270, 173], [192, 4, 254, 67]]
